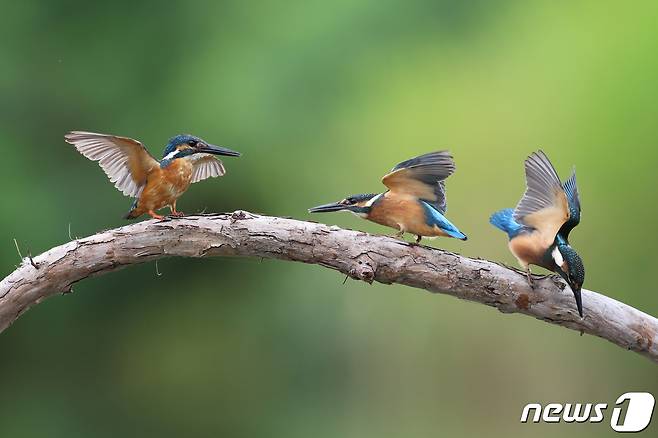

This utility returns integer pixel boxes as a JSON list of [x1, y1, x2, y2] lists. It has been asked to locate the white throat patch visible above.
[[552, 247, 565, 268]]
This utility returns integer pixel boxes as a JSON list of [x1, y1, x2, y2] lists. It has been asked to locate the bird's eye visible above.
[[187, 140, 197, 146]]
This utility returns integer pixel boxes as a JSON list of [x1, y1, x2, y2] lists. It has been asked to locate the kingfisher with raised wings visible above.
[[309, 151, 467, 244], [490, 151, 585, 316], [65, 131, 241, 220]]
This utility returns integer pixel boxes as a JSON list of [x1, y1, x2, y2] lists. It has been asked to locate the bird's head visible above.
[[551, 241, 585, 317], [308, 193, 380, 217], [162, 134, 241, 164]]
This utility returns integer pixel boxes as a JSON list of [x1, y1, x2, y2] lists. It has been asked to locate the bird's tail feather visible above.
[[124, 199, 140, 220], [420, 201, 467, 240], [489, 208, 522, 238], [124, 210, 139, 220]]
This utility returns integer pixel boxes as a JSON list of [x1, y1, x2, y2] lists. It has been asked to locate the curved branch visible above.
[[2, 211, 657, 363]]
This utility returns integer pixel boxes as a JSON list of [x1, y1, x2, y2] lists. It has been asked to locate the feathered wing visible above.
[[190, 154, 226, 183], [435, 181, 447, 213], [65, 131, 159, 198], [381, 151, 455, 214], [513, 151, 570, 247], [560, 168, 581, 238]]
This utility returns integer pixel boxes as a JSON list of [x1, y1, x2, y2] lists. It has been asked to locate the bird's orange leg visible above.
[[147, 210, 165, 220], [525, 266, 534, 288], [169, 202, 185, 217], [390, 225, 405, 240]]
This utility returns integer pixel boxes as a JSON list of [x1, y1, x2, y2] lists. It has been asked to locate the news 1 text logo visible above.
[[520, 392, 655, 432]]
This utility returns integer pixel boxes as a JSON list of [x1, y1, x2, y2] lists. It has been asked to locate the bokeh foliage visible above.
[[1, 0, 658, 436]]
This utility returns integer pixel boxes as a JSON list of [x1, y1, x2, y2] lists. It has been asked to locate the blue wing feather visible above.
[[420, 201, 467, 240], [490, 208, 524, 240]]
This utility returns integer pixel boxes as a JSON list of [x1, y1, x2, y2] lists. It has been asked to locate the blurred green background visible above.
[[1, 0, 657, 436]]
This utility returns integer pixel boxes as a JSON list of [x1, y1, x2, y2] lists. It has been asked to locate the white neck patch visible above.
[[552, 247, 565, 268], [364, 193, 383, 208], [163, 150, 179, 161]]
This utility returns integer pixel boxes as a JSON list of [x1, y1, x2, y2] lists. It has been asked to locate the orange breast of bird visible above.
[[508, 231, 546, 268], [135, 159, 194, 212], [367, 192, 449, 237]]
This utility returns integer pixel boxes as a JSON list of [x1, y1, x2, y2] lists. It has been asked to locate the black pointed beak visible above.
[[557, 270, 584, 318], [197, 144, 241, 157], [572, 286, 583, 318], [308, 202, 348, 213], [557, 269, 583, 318]]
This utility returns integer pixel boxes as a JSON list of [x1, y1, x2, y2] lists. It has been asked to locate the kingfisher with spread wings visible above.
[[65, 131, 241, 220], [490, 151, 585, 316], [308, 151, 467, 244]]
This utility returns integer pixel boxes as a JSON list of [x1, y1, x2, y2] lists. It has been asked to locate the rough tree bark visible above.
[[1, 211, 657, 363]]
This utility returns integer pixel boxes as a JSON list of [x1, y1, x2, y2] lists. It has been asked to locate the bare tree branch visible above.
[[2, 211, 657, 363]]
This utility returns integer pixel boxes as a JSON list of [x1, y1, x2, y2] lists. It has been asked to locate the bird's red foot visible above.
[[390, 230, 405, 240], [525, 269, 535, 289], [170, 211, 185, 217], [148, 210, 165, 220]]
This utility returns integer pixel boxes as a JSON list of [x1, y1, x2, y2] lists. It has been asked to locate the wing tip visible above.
[[524, 149, 562, 187], [568, 165, 577, 179], [393, 150, 455, 169], [416, 150, 455, 165], [64, 130, 102, 144], [389, 150, 457, 180], [64, 131, 78, 143]]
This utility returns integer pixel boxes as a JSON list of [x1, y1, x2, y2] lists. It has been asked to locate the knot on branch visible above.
[[348, 255, 376, 284], [230, 210, 256, 223]]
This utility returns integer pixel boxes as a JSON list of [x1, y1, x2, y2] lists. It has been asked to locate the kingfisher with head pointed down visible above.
[[490, 151, 584, 316], [65, 131, 241, 220], [309, 151, 467, 244]]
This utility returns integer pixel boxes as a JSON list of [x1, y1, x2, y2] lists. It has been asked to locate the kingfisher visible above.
[[65, 131, 241, 220], [309, 151, 467, 244], [490, 151, 585, 316]]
